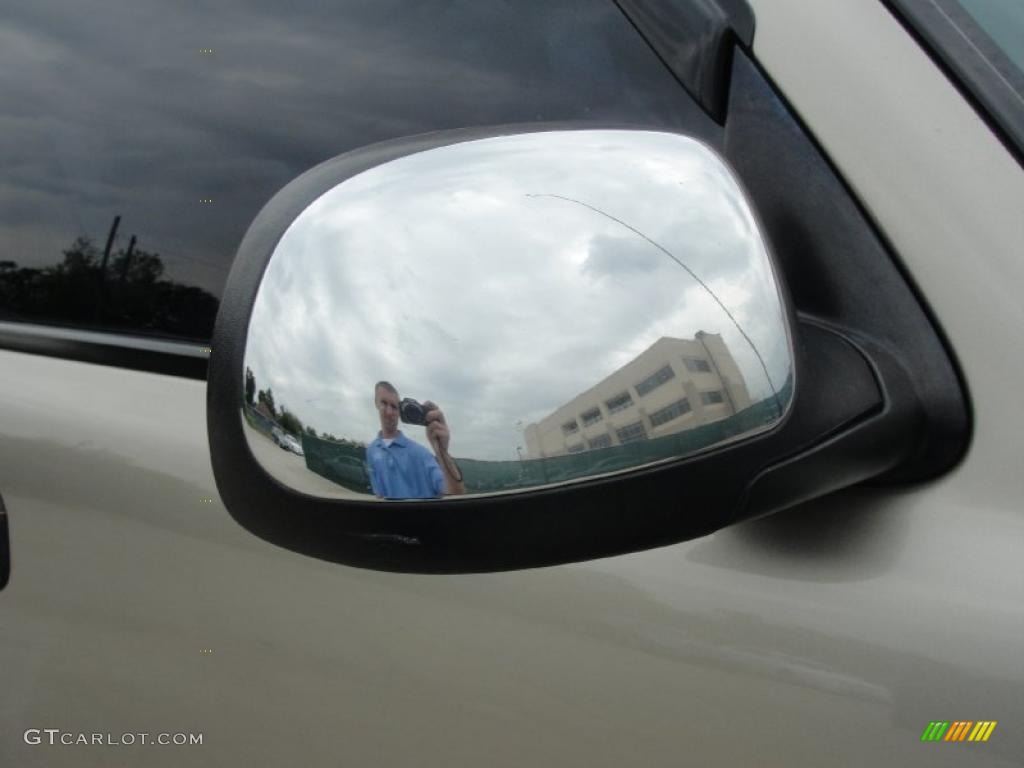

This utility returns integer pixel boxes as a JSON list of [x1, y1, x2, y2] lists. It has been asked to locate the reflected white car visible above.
[[282, 434, 304, 456]]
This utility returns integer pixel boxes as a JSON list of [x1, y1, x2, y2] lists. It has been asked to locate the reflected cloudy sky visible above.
[[245, 130, 791, 460], [0, 0, 707, 305]]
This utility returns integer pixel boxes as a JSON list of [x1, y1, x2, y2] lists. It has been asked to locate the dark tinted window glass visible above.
[[649, 397, 691, 427], [635, 364, 675, 396], [606, 392, 634, 414], [956, 0, 1024, 74], [888, 0, 1024, 162], [0, 0, 712, 341], [615, 421, 647, 444]]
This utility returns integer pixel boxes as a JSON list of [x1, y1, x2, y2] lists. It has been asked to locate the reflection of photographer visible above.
[[367, 381, 466, 499]]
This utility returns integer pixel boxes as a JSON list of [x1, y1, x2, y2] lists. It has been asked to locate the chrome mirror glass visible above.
[[242, 130, 793, 500]]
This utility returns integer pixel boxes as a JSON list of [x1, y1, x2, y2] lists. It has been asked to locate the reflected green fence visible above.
[[244, 404, 373, 493], [301, 435, 373, 494], [300, 386, 787, 495], [461, 390, 783, 491]]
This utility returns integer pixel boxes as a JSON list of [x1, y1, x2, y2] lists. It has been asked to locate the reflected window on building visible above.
[[606, 391, 634, 414], [562, 419, 579, 435], [649, 398, 692, 427], [635, 364, 676, 397], [684, 357, 712, 373], [701, 390, 725, 405], [588, 434, 612, 449], [581, 407, 603, 427], [616, 421, 647, 444], [567, 443, 586, 453]]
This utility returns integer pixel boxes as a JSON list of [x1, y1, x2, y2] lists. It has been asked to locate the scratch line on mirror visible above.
[[525, 193, 782, 418]]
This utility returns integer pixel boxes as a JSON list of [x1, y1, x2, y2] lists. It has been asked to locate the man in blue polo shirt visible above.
[[366, 381, 466, 499]]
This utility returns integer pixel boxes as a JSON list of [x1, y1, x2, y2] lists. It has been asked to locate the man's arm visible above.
[[423, 401, 466, 495], [435, 449, 465, 496]]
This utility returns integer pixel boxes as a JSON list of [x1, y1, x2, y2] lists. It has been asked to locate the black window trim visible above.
[[0, 321, 209, 380], [883, 0, 1024, 167]]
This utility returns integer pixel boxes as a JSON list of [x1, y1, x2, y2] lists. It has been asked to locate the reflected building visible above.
[[524, 332, 750, 458]]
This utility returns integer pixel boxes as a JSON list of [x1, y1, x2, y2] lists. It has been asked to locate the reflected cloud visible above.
[[244, 129, 793, 498], [583, 234, 666, 278]]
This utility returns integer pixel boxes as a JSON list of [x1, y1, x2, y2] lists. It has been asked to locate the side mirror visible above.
[[208, 126, 962, 572]]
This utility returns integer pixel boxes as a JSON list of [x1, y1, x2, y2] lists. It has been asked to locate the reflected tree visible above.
[[246, 372, 311, 438], [277, 406, 303, 436], [0, 233, 218, 340], [257, 387, 277, 418], [245, 367, 256, 406]]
